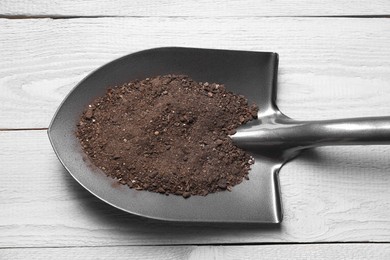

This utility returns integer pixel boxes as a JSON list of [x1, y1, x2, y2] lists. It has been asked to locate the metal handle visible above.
[[232, 116, 390, 149]]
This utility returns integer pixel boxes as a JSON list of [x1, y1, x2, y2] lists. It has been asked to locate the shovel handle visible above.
[[232, 116, 390, 149]]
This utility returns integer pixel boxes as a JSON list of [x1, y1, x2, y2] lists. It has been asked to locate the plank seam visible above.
[[0, 128, 48, 131], [0, 15, 389, 20], [1, 241, 389, 250]]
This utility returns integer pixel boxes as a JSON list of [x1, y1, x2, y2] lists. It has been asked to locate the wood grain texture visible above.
[[1, 0, 389, 17], [1, 244, 390, 260], [0, 17, 389, 129], [1, 0, 389, 256], [1, 130, 389, 247]]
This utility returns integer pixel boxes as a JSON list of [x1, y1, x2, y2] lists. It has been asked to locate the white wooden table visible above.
[[1, 1, 390, 259]]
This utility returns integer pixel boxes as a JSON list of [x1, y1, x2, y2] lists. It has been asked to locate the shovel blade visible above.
[[48, 47, 283, 223]]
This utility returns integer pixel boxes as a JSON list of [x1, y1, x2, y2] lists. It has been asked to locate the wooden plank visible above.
[[1, 244, 389, 260], [1, 130, 389, 247], [1, 0, 389, 17], [0, 17, 389, 129]]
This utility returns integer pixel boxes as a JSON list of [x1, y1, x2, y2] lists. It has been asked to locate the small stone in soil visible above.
[[182, 192, 191, 198], [217, 179, 227, 189]]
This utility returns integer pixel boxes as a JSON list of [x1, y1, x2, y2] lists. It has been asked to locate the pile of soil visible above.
[[76, 75, 258, 198]]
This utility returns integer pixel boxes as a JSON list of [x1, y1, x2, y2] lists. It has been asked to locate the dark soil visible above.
[[76, 75, 258, 198]]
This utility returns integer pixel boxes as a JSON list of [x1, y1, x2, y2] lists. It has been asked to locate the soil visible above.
[[76, 75, 258, 198]]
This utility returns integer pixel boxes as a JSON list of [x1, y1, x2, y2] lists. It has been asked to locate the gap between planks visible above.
[[1, 241, 389, 250], [1, 0, 389, 18], [1, 243, 389, 260], [0, 128, 47, 131], [0, 15, 389, 20]]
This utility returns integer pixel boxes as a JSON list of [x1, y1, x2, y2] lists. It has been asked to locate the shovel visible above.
[[48, 47, 390, 223]]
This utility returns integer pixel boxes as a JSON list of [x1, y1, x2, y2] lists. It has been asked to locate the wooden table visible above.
[[1, 1, 390, 259]]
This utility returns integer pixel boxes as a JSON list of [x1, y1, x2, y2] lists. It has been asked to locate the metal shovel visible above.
[[48, 47, 390, 223]]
